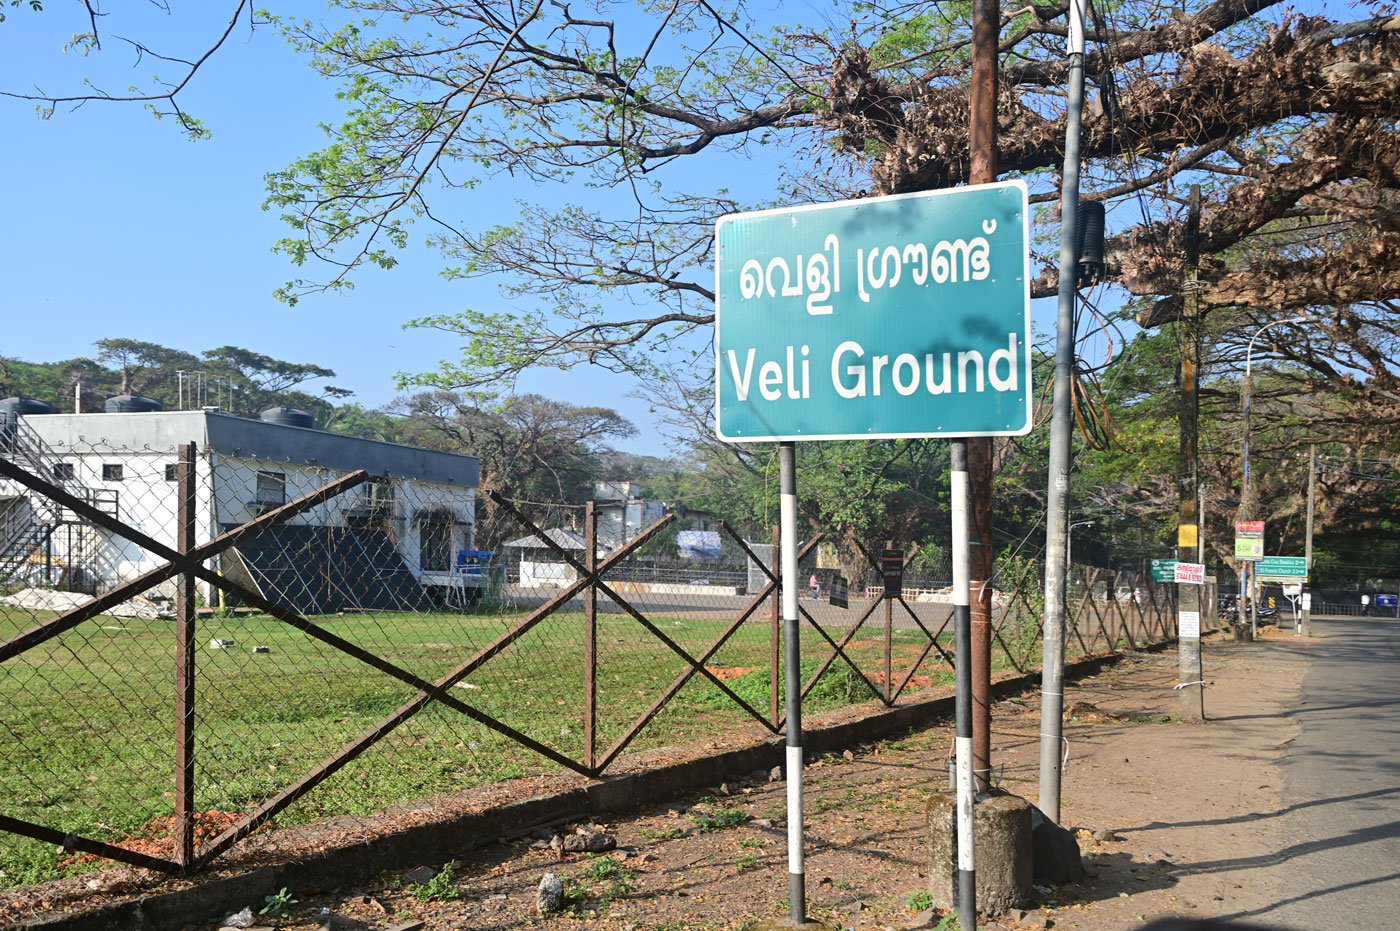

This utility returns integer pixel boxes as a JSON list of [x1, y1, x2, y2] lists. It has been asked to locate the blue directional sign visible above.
[[715, 182, 1031, 442]]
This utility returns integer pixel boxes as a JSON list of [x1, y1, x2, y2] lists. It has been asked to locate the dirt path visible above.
[[215, 632, 1311, 931]]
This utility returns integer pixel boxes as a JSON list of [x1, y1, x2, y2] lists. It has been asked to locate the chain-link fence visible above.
[[0, 429, 1200, 889]]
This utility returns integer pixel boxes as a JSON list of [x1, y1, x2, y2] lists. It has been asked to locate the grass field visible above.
[[0, 601, 1000, 888]]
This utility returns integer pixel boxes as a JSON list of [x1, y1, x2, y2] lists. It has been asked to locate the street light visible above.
[[1068, 520, 1094, 579], [1240, 314, 1313, 638]]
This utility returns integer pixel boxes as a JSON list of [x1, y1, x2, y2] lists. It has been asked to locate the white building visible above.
[[592, 480, 666, 550], [6, 409, 480, 612]]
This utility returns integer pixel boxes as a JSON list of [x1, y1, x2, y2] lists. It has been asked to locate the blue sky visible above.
[[1, 3, 696, 454]]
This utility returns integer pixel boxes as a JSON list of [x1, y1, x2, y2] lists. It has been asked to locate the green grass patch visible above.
[[905, 889, 934, 912], [690, 806, 751, 833], [562, 855, 636, 916]]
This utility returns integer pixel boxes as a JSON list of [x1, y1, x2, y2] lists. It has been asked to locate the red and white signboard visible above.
[[1174, 561, 1206, 585], [1234, 520, 1265, 561]]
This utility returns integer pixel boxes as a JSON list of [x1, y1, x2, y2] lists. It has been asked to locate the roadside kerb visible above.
[[20, 642, 1175, 931]]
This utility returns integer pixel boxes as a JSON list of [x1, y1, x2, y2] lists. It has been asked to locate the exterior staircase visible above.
[[0, 420, 85, 587]]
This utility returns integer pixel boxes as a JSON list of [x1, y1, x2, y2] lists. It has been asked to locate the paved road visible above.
[[1268, 617, 1400, 928]]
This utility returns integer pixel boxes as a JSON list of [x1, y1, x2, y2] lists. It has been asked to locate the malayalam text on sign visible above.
[[1174, 562, 1206, 585], [715, 182, 1031, 442]]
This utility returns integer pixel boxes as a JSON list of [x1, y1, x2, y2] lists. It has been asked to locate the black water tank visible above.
[[0, 397, 55, 448], [260, 406, 316, 429], [105, 394, 164, 413], [0, 397, 55, 421]]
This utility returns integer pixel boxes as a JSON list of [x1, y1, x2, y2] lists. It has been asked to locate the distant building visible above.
[[3, 406, 480, 613], [502, 527, 595, 588], [592, 480, 666, 549]]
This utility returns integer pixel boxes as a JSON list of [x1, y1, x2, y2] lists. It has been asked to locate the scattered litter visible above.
[[209, 639, 236, 650], [252, 645, 270, 654], [220, 907, 255, 928]]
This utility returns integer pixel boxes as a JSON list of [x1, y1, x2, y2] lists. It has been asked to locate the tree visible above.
[[391, 391, 637, 502], [260, 1, 1396, 386], [95, 339, 198, 396], [255, 2, 1400, 583], [322, 402, 402, 441], [199, 345, 351, 418], [1, 340, 349, 421], [1, 1, 256, 140]]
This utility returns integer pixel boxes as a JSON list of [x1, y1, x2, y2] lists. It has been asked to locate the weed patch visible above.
[[690, 807, 752, 833], [411, 861, 461, 901]]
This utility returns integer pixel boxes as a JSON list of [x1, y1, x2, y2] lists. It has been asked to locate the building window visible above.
[[53, 463, 75, 481], [102, 464, 123, 481], [255, 471, 287, 507], [366, 478, 394, 509], [419, 512, 454, 572], [165, 464, 178, 482]]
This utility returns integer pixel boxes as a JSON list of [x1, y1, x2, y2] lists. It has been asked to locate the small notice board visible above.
[[881, 549, 904, 599]]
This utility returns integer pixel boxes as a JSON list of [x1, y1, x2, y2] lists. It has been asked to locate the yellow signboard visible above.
[[1177, 524, 1198, 547]]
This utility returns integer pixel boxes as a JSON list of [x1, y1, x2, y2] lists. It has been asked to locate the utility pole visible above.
[[1198, 485, 1208, 565], [1199, 484, 1209, 621], [1302, 444, 1317, 636], [967, 0, 1000, 796], [1177, 185, 1205, 721], [1036, 0, 1086, 816]]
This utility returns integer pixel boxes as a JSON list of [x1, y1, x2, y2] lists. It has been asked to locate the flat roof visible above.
[[22, 410, 479, 488]]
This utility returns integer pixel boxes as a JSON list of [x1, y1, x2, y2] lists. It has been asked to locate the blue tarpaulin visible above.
[[677, 530, 722, 561]]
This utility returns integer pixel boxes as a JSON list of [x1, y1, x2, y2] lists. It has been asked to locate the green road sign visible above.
[[715, 182, 1031, 442], [1150, 558, 1178, 582], [1255, 556, 1308, 581]]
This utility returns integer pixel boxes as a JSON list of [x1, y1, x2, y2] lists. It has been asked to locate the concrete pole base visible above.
[[748, 917, 838, 931], [927, 791, 1034, 915]]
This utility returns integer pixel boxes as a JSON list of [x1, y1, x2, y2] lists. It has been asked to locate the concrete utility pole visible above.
[[1038, 0, 1088, 822], [1239, 332, 1264, 641], [1198, 485, 1208, 566], [1303, 444, 1317, 637], [1177, 185, 1205, 722], [1240, 314, 1310, 639], [1199, 484, 1210, 619], [967, 0, 1000, 795]]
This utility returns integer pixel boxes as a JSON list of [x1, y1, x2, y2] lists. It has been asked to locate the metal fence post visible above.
[[585, 501, 597, 773], [884, 545, 894, 704], [770, 524, 781, 728], [175, 441, 197, 871]]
